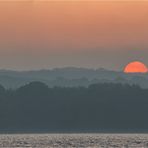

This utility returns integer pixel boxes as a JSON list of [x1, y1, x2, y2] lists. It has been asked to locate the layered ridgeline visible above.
[[0, 68, 148, 89], [0, 81, 148, 132]]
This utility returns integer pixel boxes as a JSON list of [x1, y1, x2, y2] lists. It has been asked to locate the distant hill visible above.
[[0, 68, 148, 88]]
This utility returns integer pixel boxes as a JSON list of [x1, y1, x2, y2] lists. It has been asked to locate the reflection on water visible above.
[[0, 134, 148, 147]]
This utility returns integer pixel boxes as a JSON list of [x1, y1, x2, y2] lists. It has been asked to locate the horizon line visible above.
[[0, 67, 121, 72]]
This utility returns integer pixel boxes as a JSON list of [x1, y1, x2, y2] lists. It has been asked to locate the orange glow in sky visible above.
[[0, 1, 148, 52], [0, 1, 148, 70]]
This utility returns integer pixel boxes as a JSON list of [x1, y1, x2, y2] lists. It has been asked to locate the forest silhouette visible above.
[[0, 82, 148, 132]]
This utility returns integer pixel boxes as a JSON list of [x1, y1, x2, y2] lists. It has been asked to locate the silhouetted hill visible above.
[[0, 68, 148, 88], [0, 82, 148, 132]]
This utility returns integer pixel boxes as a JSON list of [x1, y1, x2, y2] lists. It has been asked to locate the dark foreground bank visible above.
[[0, 82, 148, 132]]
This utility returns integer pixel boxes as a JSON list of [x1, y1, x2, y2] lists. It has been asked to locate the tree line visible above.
[[0, 82, 147, 132]]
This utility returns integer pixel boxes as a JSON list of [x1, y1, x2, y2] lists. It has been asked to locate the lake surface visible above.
[[0, 134, 148, 147]]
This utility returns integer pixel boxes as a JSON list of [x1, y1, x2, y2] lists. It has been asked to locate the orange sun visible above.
[[124, 61, 148, 73]]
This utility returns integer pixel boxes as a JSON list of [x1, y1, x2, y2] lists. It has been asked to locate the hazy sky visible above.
[[0, 1, 148, 71]]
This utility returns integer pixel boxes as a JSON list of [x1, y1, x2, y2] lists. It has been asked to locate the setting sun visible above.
[[124, 61, 148, 73]]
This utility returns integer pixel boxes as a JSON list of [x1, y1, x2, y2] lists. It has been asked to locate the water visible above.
[[0, 134, 148, 147]]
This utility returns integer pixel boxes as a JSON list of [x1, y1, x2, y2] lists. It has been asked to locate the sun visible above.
[[124, 61, 148, 73]]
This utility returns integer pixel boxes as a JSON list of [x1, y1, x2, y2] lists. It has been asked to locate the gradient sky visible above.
[[0, 1, 148, 71]]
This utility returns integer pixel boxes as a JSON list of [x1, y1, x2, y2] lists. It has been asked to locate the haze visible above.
[[0, 1, 148, 70]]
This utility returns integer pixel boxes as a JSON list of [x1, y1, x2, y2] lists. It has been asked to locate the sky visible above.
[[0, 0, 148, 71]]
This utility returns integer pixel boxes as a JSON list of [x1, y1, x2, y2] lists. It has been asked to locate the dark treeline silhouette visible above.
[[0, 81, 148, 132]]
